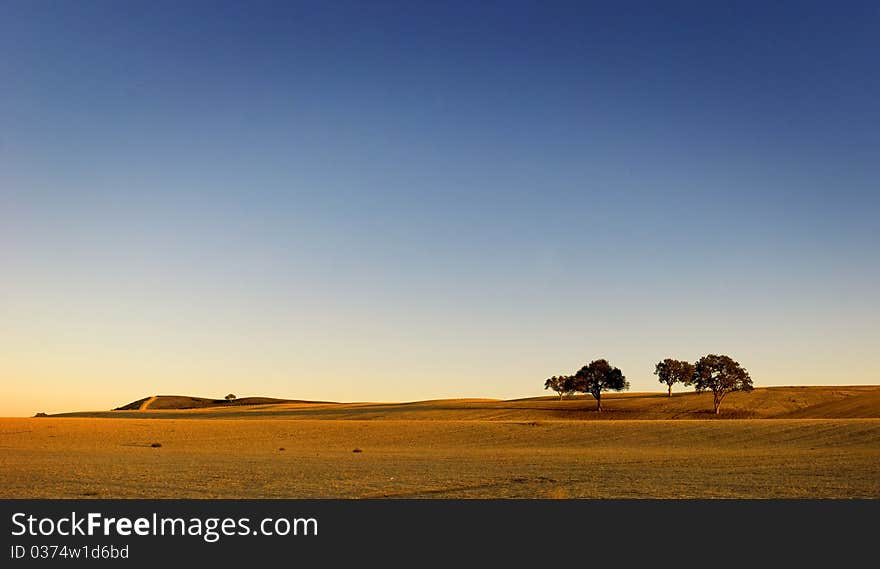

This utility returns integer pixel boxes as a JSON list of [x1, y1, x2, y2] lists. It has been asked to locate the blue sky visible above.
[[1, 1, 878, 415]]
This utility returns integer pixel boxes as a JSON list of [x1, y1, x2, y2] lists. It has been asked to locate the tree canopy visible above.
[[542, 355, 754, 414], [654, 358, 695, 397], [691, 354, 753, 414], [573, 359, 629, 412], [544, 375, 576, 400]]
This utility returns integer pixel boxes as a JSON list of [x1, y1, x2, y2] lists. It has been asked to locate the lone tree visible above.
[[544, 375, 576, 400], [225, 393, 237, 403], [574, 359, 629, 412], [691, 354, 753, 414], [654, 358, 695, 397]]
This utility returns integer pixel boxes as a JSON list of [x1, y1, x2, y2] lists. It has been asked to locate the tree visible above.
[[691, 354, 753, 414], [225, 393, 237, 403], [544, 375, 576, 400], [573, 359, 629, 412], [654, 358, 695, 397]]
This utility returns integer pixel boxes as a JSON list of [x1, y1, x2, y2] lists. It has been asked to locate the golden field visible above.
[[2, 387, 879, 498]]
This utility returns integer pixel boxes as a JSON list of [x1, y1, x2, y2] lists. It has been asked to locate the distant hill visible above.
[[113, 395, 308, 411], [49, 386, 880, 420]]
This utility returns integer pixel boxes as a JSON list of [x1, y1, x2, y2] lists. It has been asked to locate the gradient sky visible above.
[[1, 1, 878, 416]]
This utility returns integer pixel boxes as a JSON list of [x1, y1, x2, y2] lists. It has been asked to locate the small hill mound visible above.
[[114, 396, 152, 411], [114, 395, 301, 411]]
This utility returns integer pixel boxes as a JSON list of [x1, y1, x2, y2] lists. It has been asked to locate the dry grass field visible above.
[[2, 387, 878, 498]]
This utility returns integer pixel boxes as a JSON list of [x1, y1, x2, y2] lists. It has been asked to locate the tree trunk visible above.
[[596, 394, 602, 412], [668, 384, 672, 397], [559, 393, 564, 401]]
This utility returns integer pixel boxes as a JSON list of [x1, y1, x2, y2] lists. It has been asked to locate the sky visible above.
[[1, 1, 878, 416]]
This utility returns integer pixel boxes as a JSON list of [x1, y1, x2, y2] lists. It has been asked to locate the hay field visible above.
[[2, 387, 879, 499]]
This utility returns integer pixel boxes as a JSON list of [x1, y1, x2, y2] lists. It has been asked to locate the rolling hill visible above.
[[51, 385, 880, 420]]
